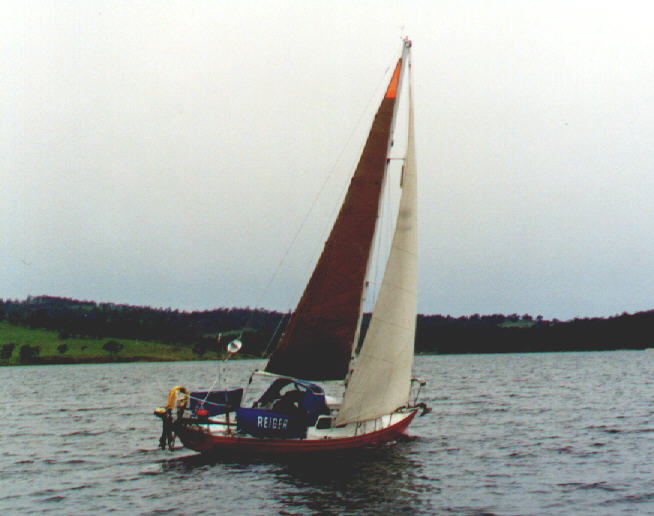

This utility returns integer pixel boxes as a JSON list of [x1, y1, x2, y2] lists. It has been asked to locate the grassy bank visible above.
[[0, 321, 204, 365]]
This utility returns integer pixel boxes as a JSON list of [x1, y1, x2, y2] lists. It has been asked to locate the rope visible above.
[[187, 394, 230, 408]]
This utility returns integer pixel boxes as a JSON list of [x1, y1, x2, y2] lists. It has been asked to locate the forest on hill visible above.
[[1, 295, 653, 364]]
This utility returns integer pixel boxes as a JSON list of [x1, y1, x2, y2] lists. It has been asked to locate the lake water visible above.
[[2, 352, 654, 515]]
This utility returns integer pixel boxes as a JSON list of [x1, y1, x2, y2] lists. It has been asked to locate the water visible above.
[[2, 352, 654, 514]]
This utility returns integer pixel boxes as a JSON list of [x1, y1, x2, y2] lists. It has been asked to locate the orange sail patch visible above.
[[385, 59, 403, 98]]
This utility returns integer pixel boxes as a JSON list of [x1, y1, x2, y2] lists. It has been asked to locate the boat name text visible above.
[[257, 416, 289, 430]]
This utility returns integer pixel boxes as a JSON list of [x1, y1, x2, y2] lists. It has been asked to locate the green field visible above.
[[0, 321, 201, 365]]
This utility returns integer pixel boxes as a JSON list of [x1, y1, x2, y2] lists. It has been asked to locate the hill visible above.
[[0, 320, 202, 365], [2, 296, 653, 365]]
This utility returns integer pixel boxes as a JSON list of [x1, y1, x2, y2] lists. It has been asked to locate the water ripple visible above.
[[3, 353, 654, 514]]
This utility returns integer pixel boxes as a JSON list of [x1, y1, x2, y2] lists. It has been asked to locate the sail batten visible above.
[[265, 57, 406, 381]]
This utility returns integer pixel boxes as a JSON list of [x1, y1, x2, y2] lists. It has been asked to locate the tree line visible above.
[[2, 295, 653, 356]]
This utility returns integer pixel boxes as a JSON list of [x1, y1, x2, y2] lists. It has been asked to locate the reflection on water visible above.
[[276, 443, 423, 514], [161, 437, 431, 514], [3, 353, 654, 514]]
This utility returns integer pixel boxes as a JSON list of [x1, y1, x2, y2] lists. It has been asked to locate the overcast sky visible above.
[[3, 1, 654, 320]]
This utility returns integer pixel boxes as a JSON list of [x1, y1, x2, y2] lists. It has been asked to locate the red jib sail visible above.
[[265, 58, 404, 380]]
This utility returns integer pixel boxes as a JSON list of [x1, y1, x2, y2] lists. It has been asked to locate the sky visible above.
[[2, 1, 654, 321]]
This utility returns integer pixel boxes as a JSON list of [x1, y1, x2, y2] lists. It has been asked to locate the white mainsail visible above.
[[335, 46, 417, 426]]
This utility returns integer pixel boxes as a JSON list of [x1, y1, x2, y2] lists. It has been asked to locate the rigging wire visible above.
[[365, 69, 411, 314], [262, 310, 289, 357], [293, 56, 406, 299], [237, 57, 400, 345]]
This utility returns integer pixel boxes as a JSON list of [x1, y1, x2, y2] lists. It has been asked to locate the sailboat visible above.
[[155, 38, 428, 454]]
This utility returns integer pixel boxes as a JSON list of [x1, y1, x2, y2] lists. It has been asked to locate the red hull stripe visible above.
[[177, 410, 417, 454]]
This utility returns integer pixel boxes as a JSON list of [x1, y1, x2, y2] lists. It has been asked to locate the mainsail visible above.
[[336, 41, 417, 425], [265, 56, 406, 381]]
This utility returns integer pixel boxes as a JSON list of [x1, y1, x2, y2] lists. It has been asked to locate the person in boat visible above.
[[252, 378, 313, 422], [272, 389, 306, 419]]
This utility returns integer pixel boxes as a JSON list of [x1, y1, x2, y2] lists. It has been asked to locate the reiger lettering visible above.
[[257, 416, 289, 430]]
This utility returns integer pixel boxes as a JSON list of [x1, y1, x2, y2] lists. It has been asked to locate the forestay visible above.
[[336, 43, 417, 426]]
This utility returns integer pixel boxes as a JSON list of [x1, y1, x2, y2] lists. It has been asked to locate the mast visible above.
[[265, 50, 407, 381], [336, 39, 417, 425]]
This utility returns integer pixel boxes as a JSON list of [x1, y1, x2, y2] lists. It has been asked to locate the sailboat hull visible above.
[[174, 410, 417, 455]]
